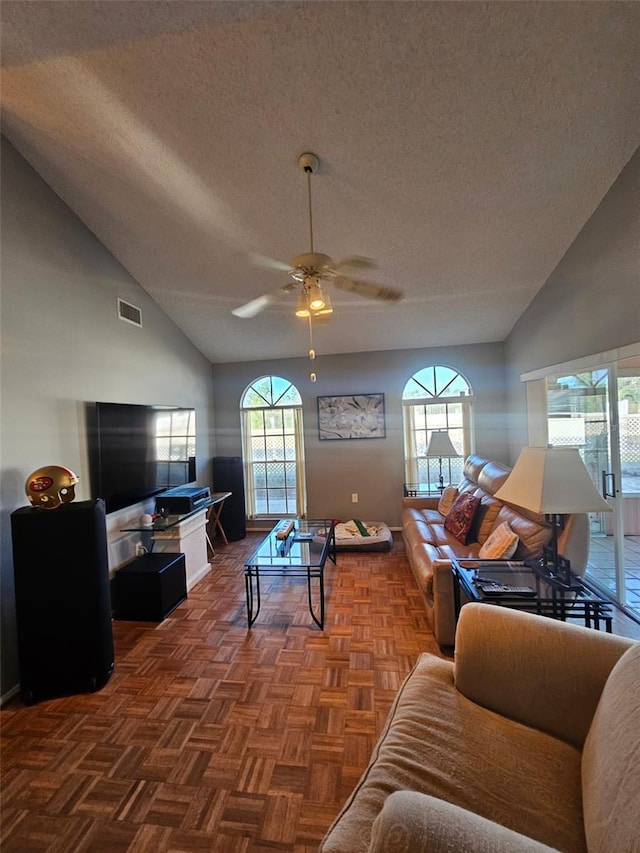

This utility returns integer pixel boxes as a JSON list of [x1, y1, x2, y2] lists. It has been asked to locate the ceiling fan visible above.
[[231, 153, 404, 320]]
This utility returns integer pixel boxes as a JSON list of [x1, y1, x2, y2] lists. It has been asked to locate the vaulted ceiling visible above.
[[2, 1, 639, 363]]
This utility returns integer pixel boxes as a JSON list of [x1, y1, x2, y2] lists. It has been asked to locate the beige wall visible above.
[[504, 147, 640, 458], [212, 343, 507, 528], [0, 138, 216, 699]]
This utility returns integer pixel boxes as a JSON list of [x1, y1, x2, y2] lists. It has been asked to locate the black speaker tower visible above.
[[10, 499, 114, 705], [212, 456, 246, 541]]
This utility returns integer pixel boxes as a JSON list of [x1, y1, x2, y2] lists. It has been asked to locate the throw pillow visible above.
[[478, 521, 519, 559], [437, 486, 458, 516], [444, 492, 481, 545]]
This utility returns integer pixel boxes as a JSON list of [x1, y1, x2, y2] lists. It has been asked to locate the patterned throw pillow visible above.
[[444, 492, 481, 545], [478, 521, 519, 559], [437, 486, 458, 516]]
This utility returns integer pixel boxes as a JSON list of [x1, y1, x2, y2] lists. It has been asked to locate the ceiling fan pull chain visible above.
[[308, 312, 315, 359], [308, 312, 317, 382]]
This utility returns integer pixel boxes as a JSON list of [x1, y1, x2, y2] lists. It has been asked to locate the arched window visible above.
[[240, 376, 307, 518], [402, 365, 474, 493]]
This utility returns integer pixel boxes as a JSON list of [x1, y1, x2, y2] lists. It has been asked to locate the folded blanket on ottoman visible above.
[[316, 521, 393, 552]]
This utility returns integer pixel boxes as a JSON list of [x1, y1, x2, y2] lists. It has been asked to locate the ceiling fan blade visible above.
[[231, 294, 276, 319], [336, 256, 378, 271], [249, 253, 292, 273], [333, 276, 403, 303], [232, 283, 297, 318]]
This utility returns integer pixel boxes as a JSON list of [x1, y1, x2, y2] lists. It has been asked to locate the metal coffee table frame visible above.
[[244, 519, 337, 629]]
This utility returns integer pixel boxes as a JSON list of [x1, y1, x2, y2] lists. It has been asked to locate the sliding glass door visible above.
[[546, 365, 640, 617]]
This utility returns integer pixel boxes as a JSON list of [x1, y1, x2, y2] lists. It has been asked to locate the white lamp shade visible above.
[[425, 431, 459, 458], [494, 446, 611, 514]]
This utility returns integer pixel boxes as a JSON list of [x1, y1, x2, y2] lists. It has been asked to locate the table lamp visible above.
[[493, 446, 611, 583], [425, 431, 459, 492]]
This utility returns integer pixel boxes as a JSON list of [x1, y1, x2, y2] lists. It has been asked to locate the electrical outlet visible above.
[[135, 543, 146, 557], [351, 493, 358, 503]]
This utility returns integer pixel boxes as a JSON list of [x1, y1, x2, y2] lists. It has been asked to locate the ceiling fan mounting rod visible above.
[[298, 152, 319, 255], [306, 169, 314, 253]]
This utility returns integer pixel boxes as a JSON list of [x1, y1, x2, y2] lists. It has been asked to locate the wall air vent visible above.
[[117, 298, 142, 327]]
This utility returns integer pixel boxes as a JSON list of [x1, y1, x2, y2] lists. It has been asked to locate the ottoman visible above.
[[316, 520, 393, 552]]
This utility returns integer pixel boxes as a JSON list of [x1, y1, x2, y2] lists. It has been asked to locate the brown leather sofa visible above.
[[402, 454, 589, 646]]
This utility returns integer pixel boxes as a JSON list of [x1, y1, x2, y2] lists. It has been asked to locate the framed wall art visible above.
[[317, 394, 386, 441]]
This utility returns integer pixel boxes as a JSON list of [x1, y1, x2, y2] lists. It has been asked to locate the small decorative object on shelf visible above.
[[25, 465, 79, 510]]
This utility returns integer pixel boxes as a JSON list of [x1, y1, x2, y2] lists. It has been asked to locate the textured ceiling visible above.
[[2, 1, 639, 363]]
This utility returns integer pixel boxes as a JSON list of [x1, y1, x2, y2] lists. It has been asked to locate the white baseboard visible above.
[[187, 561, 211, 591]]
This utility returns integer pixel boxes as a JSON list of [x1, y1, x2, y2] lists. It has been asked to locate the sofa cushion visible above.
[[408, 542, 440, 594], [419, 509, 449, 526], [581, 643, 640, 853], [444, 492, 481, 544], [402, 514, 433, 543], [479, 521, 519, 559], [456, 477, 477, 496], [437, 486, 458, 515], [369, 791, 559, 853], [437, 542, 481, 562], [477, 458, 512, 496], [427, 523, 460, 548], [320, 653, 586, 853], [493, 505, 552, 559], [462, 453, 489, 485]]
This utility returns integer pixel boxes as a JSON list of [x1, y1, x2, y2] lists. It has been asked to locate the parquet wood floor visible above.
[[1, 534, 442, 852]]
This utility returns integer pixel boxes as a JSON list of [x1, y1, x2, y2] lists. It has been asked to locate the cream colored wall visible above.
[[212, 344, 508, 528], [504, 147, 640, 460], [0, 138, 216, 700]]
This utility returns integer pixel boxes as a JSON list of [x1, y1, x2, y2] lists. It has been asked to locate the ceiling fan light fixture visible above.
[[295, 290, 310, 317], [314, 290, 333, 315], [307, 280, 326, 311]]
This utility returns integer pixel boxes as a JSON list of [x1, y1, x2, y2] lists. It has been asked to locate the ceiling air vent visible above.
[[117, 298, 142, 327]]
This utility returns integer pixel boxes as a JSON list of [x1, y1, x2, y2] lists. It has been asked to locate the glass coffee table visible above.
[[451, 558, 613, 632], [244, 519, 336, 629]]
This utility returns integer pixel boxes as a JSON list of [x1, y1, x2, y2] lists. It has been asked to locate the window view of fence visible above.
[[241, 376, 306, 518], [402, 366, 473, 492]]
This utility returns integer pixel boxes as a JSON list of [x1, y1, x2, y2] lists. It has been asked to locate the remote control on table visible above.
[[478, 582, 536, 595]]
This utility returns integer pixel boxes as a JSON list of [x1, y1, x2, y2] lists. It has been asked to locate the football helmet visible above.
[[25, 465, 79, 509]]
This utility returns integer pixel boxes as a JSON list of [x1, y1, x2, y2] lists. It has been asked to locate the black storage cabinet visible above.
[[10, 499, 114, 705], [114, 552, 186, 621], [212, 456, 246, 540]]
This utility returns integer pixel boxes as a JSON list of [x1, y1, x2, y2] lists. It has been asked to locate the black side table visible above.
[[451, 558, 612, 633]]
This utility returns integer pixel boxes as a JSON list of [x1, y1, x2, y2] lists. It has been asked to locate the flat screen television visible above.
[[87, 402, 196, 513]]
